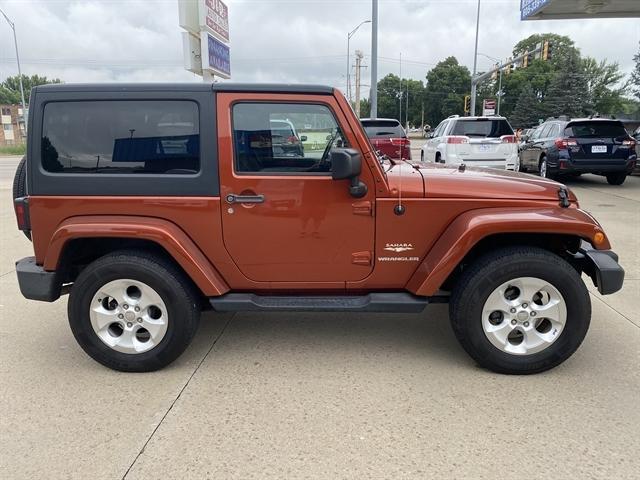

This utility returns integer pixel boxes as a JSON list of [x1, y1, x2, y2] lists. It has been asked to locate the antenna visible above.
[[394, 163, 405, 216]]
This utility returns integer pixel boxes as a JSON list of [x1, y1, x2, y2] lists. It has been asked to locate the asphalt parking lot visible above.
[[1, 152, 639, 479]]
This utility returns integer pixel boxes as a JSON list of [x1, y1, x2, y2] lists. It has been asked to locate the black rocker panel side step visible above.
[[209, 293, 429, 313]]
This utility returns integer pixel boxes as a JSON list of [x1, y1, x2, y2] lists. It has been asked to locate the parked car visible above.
[[269, 119, 305, 158], [13, 82, 623, 375], [360, 118, 411, 160], [421, 115, 519, 170], [519, 117, 637, 184]]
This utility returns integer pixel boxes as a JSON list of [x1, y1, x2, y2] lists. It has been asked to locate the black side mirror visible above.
[[300, 135, 307, 142], [330, 148, 367, 198]]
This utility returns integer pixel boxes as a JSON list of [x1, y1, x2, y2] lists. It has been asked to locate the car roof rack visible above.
[[447, 115, 460, 119]]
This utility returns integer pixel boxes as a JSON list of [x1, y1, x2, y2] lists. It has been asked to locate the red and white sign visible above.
[[200, 0, 229, 43], [483, 99, 497, 116]]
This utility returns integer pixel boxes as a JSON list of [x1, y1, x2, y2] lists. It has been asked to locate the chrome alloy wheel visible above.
[[89, 279, 168, 354], [482, 277, 567, 355], [539, 159, 548, 178]]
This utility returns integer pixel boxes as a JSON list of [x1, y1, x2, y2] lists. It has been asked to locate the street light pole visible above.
[[470, 0, 481, 116], [0, 7, 27, 132], [346, 20, 371, 104], [370, 0, 379, 119]]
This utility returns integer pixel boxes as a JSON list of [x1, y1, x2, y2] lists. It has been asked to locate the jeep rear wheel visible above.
[[68, 250, 200, 372], [449, 247, 590, 374]]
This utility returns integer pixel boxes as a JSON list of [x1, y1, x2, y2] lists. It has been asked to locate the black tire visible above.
[[420, 150, 424, 162], [606, 173, 626, 185], [68, 250, 200, 372], [12, 156, 26, 199], [435, 153, 442, 164], [12, 156, 31, 240], [449, 247, 591, 374]]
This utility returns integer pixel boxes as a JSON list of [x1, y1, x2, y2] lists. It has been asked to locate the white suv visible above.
[[420, 115, 519, 170]]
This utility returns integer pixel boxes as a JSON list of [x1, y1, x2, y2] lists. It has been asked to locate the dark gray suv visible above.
[[519, 117, 637, 185]]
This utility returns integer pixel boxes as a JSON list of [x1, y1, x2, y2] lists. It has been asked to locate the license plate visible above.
[[478, 144, 492, 152], [592, 145, 607, 153]]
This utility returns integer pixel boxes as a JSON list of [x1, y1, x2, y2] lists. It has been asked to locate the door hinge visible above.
[[352, 251, 372, 266], [352, 200, 372, 216]]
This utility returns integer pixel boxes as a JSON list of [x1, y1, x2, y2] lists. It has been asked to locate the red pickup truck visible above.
[[13, 83, 623, 374]]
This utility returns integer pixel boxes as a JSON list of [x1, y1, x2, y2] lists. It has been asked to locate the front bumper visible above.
[[575, 242, 624, 295], [16, 257, 62, 302]]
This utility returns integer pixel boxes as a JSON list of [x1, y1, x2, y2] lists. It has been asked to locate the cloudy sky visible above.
[[1, 0, 639, 97]]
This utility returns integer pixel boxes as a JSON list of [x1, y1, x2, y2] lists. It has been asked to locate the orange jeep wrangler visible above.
[[13, 83, 624, 374]]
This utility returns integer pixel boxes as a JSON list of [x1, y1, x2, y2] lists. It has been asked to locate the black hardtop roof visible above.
[[33, 82, 335, 95]]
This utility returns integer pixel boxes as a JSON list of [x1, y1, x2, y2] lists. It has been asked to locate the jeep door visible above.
[[216, 93, 375, 283]]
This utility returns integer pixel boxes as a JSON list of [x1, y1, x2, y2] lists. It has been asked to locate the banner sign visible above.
[[202, 33, 231, 78]]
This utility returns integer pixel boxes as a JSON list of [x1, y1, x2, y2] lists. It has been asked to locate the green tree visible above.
[[376, 73, 403, 120], [424, 57, 470, 125], [368, 74, 426, 127], [0, 74, 62, 104], [544, 51, 590, 118], [513, 33, 578, 68], [509, 83, 544, 128], [582, 57, 626, 114], [631, 41, 640, 101]]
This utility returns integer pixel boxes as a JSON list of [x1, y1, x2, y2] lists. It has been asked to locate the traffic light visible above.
[[542, 40, 552, 61], [491, 63, 499, 81], [523, 51, 532, 68], [464, 95, 471, 114], [505, 59, 513, 75]]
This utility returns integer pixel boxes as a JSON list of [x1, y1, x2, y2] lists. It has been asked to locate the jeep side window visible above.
[[41, 101, 200, 174], [232, 103, 347, 174]]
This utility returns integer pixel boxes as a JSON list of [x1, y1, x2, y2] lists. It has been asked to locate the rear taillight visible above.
[[447, 136, 469, 144], [14, 197, 30, 232], [500, 135, 517, 143], [287, 135, 299, 144], [389, 137, 410, 146], [554, 137, 578, 149]]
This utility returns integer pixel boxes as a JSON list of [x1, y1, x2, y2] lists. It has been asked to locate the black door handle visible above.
[[226, 194, 265, 204]]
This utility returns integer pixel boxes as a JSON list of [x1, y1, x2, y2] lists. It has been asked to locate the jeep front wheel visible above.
[[68, 250, 200, 372], [449, 247, 590, 374]]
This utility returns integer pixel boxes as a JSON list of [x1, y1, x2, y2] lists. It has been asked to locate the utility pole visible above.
[[354, 50, 364, 118], [370, 0, 379, 118], [0, 7, 27, 134], [470, 0, 481, 116]]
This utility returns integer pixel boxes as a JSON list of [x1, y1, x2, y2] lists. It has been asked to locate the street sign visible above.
[[201, 33, 231, 79], [199, 0, 229, 43], [483, 99, 496, 116], [520, 0, 552, 20]]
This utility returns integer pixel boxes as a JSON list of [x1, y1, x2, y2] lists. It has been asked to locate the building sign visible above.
[[202, 33, 231, 79], [179, 0, 231, 79], [521, 0, 552, 20], [200, 0, 229, 42], [482, 99, 496, 116]]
